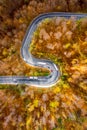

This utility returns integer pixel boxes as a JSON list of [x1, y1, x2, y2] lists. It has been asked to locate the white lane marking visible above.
[[38, 62, 46, 65], [54, 64, 58, 70]]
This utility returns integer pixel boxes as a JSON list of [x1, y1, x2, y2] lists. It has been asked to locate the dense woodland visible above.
[[0, 0, 87, 130]]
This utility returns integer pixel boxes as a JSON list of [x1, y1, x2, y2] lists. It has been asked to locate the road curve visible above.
[[0, 13, 86, 88]]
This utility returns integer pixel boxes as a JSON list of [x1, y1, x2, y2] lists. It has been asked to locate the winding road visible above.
[[0, 13, 86, 88]]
